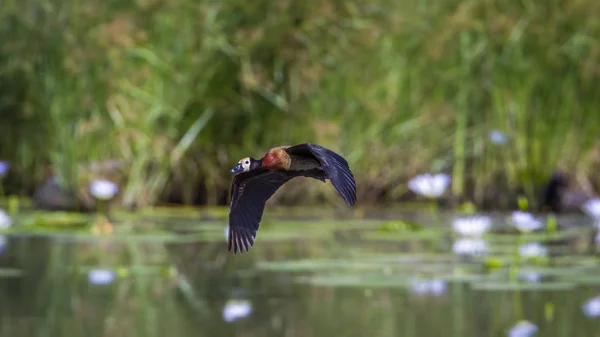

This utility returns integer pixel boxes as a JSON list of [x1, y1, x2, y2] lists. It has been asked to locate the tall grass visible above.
[[0, 0, 599, 210]]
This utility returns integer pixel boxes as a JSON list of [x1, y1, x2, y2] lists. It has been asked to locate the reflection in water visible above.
[[583, 296, 600, 318], [508, 321, 538, 337], [518, 242, 548, 259], [518, 270, 542, 284], [222, 299, 252, 322], [408, 278, 447, 296], [451, 215, 490, 257], [0, 211, 599, 337], [452, 238, 489, 256]]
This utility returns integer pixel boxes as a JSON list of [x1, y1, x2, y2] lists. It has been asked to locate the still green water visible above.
[[0, 207, 600, 337]]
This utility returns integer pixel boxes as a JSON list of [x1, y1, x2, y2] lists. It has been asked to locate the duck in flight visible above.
[[227, 143, 357, 254]]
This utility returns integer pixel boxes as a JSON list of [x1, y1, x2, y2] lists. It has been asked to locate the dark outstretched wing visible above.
[[286, 143, 357, 206], [228, 169, 321, 254]]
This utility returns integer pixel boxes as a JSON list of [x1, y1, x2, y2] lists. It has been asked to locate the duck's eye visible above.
[[244, 160, 250, 165]]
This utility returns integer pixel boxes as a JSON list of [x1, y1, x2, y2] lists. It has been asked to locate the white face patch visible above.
[[239, 157, 251, 172]]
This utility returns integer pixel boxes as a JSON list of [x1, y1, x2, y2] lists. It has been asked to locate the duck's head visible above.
[[230, 157, 261, 173]]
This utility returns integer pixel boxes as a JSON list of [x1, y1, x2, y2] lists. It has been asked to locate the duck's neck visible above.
[[250, 158, 263, 170]]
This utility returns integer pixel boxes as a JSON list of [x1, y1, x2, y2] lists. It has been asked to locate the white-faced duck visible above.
[[227, 143, 357, 253]]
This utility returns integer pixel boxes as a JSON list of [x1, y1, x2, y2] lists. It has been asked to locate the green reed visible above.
[[0, 0, 599, 209]]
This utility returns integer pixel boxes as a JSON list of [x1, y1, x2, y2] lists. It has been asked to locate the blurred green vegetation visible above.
[[1, 0, 599, 210]]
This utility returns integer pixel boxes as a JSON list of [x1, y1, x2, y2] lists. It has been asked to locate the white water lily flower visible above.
[[582, 199, 600, 219], [488, 130, 507, 144], [452, 238, 489, 256], [88, 269, 116, 285], [452, 215, 491, 237], [89, 179, 119, 200], [409, 280, 430, 295], [582, 296, 600, 318], [427, 279, 447, 296], [519, 271, 541, 283], [409, 278, 447, 296], [511, 211, 542, 233], [509, 320, 538, 337], [223, 299, 252, 322], [0, 210, 12, 229], [519, 242, 547, 258], [408, 173, 451, 198]]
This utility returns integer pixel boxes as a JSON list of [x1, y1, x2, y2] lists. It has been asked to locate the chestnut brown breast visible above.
[[261, 146, 292, 170]]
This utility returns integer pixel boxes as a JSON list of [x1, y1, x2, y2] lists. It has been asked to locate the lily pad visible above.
[[361, 229, 444, 241], [376, 220, 426, 232], [295, 273, 414, 288], [0, 268, 22, 278], [470, 280, 576, 291], [20, 212, 91, 229], [132, 206, 227, 219], [256, 259, 388, 272], [561, 274, 600, 285]]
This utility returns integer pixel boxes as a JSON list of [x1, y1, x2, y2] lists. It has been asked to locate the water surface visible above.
[[0, 207, 599, 337]]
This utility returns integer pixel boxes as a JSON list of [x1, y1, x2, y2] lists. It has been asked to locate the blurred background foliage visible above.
[[1, 0, 599, 211]]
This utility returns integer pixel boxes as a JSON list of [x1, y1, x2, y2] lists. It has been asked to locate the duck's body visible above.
[[227, 143, 357, 253]]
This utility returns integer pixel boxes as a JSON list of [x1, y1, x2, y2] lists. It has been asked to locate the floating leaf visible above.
[[256, 259, 387, 273], [471, 280, 576, 291], [377, 220, 425, 232], [484, 257, 505, 270], [0, 268, 22, 278], [362, 229, 443, 241], [22, 212, 90, 229], [296, 273, 413, 288]]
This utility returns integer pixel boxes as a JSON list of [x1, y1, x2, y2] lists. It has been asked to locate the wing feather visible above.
[[228, 169, 322, 253], [286, 143, 357, 206]]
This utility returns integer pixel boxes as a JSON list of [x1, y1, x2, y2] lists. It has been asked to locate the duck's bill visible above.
[[230, 163, 244, 173]]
